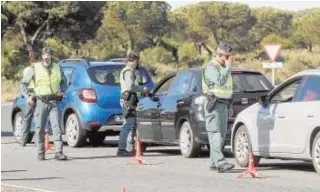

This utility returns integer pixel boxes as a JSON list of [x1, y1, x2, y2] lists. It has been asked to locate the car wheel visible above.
[[234, 125, 260, 167], [13, 112, 23, 142], [88, 132, 106, 147], [179, 121, 201, 158], [312, 131, 320, 175], [65, 113, 87, 147]]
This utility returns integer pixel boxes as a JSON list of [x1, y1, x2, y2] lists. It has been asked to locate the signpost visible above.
[[262, 44, 283, 85]]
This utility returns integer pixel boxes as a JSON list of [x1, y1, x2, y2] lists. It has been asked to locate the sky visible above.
[[168, 1, 320, 11]]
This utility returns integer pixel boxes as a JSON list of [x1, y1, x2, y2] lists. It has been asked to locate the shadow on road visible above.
[[69, 155, 120, 160], [1, 131, 13, 137], [2, 177, 63, 181], [258, 162, 315, 172], [1, 170, 27, 173]]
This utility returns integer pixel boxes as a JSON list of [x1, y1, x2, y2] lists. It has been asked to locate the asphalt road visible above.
[[2, 104, 320, 192]]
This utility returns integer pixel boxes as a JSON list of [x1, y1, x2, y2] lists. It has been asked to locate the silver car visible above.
[[231, 69, 320, 174]]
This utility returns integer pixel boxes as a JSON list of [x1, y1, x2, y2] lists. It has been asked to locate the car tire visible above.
[[312, 131, 320, 175], [179, 121, 201, 158], [65, 113, 87, 147], [233, 125, 260, 167], [13, 111, 23, 142], [88, 132, 106, 147]]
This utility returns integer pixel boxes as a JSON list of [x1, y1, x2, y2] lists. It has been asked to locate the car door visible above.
[[159, 72, 194, 142], [138, 75, 176, 142], [257, 78, 302, 154], [281, 75, 320, 154]]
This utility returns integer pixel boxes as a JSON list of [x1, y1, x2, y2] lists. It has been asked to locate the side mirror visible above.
[[258, 95, 269, 107], [151, 96, 160, 102]]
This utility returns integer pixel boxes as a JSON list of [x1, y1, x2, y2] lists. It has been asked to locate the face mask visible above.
[[43, 58, 52, 67]]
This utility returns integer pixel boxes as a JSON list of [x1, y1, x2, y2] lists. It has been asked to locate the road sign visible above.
[[263, 62, 283, 69], [262, 44, 283, 86], [263, 44, 282, 62]]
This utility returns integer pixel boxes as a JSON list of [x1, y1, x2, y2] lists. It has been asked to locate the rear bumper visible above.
[[68, 101, 123, 132]]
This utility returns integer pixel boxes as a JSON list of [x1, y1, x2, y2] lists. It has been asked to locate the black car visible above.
[[136, 67, 274, 158]]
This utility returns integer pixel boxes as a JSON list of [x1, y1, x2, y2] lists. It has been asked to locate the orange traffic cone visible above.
[[45, 133, 54, 152], [126, 139, 150, 166], [237, 152, 264, 179], [120, 187, 126, 192]]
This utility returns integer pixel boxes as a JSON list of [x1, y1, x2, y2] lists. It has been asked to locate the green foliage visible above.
[[261, 34, 294, 49], [44, 38, 73, 60], [1, 1, 320, 88], [294, 9, 320, 48], [251, 7, 293, 41]]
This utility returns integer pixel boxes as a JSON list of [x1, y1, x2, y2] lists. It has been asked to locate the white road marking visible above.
[[1, 103, 13, 106], [1, 183, 55, 192]]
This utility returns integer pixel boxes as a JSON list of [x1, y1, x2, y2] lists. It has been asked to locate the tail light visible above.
[[78, 88, 97, 103]]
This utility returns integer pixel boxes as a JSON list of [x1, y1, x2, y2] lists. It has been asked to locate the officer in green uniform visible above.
[[202, 41, 235, 172], [19, 64, 36, 146], [20, 47, 68, 160], [117, 52, 149, 157]]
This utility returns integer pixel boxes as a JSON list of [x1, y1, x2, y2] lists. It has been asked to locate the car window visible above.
[[232, 73, 273, 92], [169, 72, 193, 95], [88, 66, 150, 85], [294, 76, 320, 102], [62, 67, 75, 86], [155, 76, 176, 96], [270, 80, 301, 103]]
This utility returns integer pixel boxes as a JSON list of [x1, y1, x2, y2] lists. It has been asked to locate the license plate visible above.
[[114, 115, 123, 122]]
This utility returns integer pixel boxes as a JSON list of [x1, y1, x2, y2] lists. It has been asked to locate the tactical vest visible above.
[[202, 63, 233, 99], [120, 66, 141, 94], [33, 62, 61, 96]]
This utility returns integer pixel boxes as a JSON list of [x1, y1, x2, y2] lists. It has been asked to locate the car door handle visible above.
[[307, 114, 314, 118], [177, 100, 184, 105], [277, 114, 285, 119]]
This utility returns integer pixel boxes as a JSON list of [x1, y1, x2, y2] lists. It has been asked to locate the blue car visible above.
[[11, 59, 154, 147]]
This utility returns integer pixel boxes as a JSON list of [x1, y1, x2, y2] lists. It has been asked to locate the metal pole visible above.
[[272, 67, 275, 86]]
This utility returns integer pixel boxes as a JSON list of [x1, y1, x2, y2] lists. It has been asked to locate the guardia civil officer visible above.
[[117, 52, 149, 157], [202, 41, 235, 172], [20, 47, 68, 160], [19, 59, 36, 147]]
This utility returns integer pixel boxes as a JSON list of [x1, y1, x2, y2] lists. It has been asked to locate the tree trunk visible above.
[[200, 43, 213, 58], [18, 22, 34, 59], [309, 44, 312, 52], [127, 30, 135, 56], [210, 29, 218, 46]]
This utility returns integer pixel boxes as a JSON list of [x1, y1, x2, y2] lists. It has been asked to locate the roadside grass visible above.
[[1, 79, 20, 104]]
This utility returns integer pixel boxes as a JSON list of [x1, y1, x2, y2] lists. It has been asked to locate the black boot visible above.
[[217, 162, 235, 173], [55, 152, 68, 160], [116, 150, 135, 157], [210, 164, 217, 170], [38, 153, 45, 161]]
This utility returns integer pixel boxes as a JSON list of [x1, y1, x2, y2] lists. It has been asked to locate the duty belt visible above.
[[36, 95, 62, 103], [205, 93, 231, 105]]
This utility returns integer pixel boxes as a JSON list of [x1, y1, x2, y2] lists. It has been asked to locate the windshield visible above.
[[232, 73, 273, 92], [88, 65, 150, 85]]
